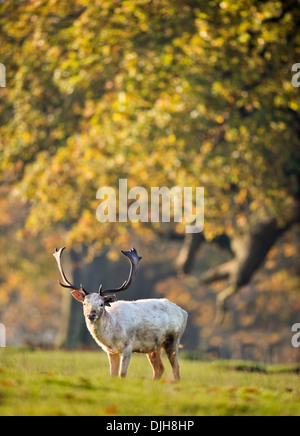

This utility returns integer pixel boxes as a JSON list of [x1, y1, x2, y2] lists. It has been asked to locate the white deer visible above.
[[54, 247, 188, 380]]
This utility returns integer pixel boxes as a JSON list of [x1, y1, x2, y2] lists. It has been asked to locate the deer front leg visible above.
[[108, 353, 120, 377], [119, 345, 132, 378]]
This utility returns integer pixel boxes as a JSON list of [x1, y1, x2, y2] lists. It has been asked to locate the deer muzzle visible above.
[[88, 312, 98, 322]]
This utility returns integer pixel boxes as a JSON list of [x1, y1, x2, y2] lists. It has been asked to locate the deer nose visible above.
[[88, 312, 97, 321]]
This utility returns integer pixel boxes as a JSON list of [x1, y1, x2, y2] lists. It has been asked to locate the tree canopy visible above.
[[1, 0, 299, 250], [0, 0, 300, 345]]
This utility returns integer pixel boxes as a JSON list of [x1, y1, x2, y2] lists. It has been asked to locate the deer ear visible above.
[[104, 295, 117, 307], [71, 290, 86, 302]]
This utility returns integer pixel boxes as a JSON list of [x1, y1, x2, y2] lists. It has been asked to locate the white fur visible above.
[[81, 294, 188, 379]]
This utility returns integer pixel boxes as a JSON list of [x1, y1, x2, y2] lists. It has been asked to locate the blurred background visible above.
[[0, 0, 299, 363]]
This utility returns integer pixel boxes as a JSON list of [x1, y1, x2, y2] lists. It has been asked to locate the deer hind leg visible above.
[[163, 334, 180, 381], [147, 348, 165, 380], [108, 353, 120, 377]]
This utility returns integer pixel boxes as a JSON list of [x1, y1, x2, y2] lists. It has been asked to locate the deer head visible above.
[[53, 247, 142, 322]]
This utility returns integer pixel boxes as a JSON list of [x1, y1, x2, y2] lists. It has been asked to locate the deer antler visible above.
[[53, 247, 142, 298], [100, 248, 142, 296], [53, 247, 89, 295]]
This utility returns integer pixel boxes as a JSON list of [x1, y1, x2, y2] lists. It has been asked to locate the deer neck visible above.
[[86, 309, 115, 350]]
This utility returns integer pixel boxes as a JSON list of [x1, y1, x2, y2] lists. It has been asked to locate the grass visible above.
[[0, 348, 299, 416]]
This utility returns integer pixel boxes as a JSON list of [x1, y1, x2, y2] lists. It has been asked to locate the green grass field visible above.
[[0, 348, 299, 416]]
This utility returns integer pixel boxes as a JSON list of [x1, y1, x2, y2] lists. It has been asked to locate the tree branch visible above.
[[262, 1, 296, 24], [200, 259, 236, 285]]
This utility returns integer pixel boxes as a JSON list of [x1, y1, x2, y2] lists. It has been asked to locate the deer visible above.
[[53, 247, 188, 380]]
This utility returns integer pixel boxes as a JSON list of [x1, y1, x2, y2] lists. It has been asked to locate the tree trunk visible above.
[[176, 232, 232, 275], [176, 233, 205, 274], [176, 211, 299, 325], [215, 218, 297, 323]]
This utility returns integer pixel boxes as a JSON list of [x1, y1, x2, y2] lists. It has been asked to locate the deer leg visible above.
[[164, 335, 180, 381], [147, 348, 165, 380], [119, 346, 132, 378], [108, 353, 120, 377]]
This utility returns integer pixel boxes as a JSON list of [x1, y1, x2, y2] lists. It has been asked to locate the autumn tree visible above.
[[0, 0, 299, 344]]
